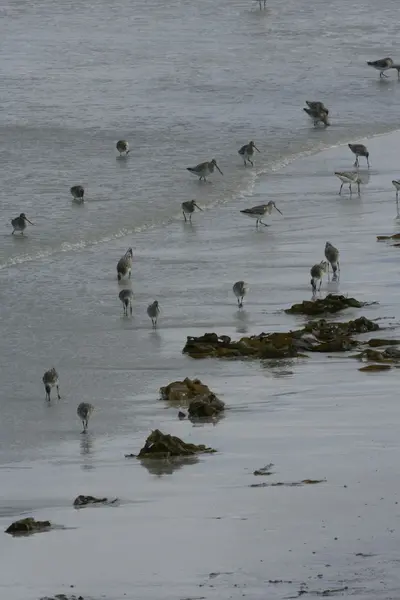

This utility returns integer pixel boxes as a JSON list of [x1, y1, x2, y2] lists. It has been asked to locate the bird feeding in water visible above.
[[42, 368, 61, 401], [187, 159, 223, 182], [117, 247, 133, 282], [116, 140, 130, 156], [305, 101, 329, 115], [240, 201, 282, 227], [348, 143, 370, 168], [334, 172, 361, 196], [324, 242, 340, 280], [392, 180, 400, 214], [366, 57, 393, 78], [310, 261, 328, 295], [147, 300, 160, 328], [182, 200, 203, 222], [238, 141, 260, 167], [70, 185, 84, 202], [233, 281, 249, 309], [11, 213, 34, 235], [303, 105, 330, 127], [77, 402, 94, 434], [119, 289, 133, 316]]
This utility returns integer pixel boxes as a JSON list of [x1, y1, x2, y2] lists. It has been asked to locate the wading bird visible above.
[[334, 171, 361, 196], [238, 141, 260, 167], [42, 368, 61, 402], [232, 281, 249, 309], [77, 402, 94, 434], [240, 201, 282, 227], [367, 57, 393, 78], [70, 185, 84, 202], [310, 261, 328, 295], [348, 143, 370, 168], [119, 289, 133, 316], [182, 200, 203, 222], [147, 300, 160, 328], [117, 247, 133, 282], [116, 140, 129, 156], [11, 213, 34, 235], [187, 159, 223, 182], [324, 242, 340, 280]]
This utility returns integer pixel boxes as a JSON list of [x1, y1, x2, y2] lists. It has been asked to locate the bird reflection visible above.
[[235, 309, 249, 334], [138, 456, 199, 477], [80, 433, 95, 471]]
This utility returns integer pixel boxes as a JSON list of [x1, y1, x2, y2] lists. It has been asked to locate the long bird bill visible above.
[[194, 202, 203, 211], [273, 203, 283, 215], [24, 217, 34, 225], [254, 144, 260, 153], [215, 163, 223, 175]]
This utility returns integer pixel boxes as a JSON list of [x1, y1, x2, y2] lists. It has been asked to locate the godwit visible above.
[[116, 140, 129, 156], [233, 281, 249, 309], [240, 201, 282, 227], [334, 171, 361, 196], [367, 57, 393, 78], [11, 213, 34, 235], [310, 261, 328, 295], [305, 101, 329, 115], [187, 159, 223, 182], [77, 402, 94, 434], [182, 200, 203, 222], [119, 289, 133, 316], [147, 300, 160, 328], [42, 368, 61, 401], [348, 143, 370, 168], [324, 242, 340, 280], [117, 247, 133, 282], [238, 141, 260, 167], [303, 106, 330, 127], [70, 185, 84, 202]]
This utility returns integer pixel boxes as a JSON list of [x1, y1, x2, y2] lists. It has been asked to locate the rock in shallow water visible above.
[[73, 495, 118, 508], [133, 429, 217, 459], [285, 294, 365, 315], [5, 517, 51, 535], [160, 377, 225, 417]]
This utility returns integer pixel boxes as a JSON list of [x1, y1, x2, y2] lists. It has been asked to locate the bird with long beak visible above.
[[303, 106, 330, 127], [182, 200, 203, 222], [348, 143, 370, 168], [367, 57, 393, 78], [11, 213, 34, 235], [238, 141, 260, 167], [334, 171, 361, 196], [187, 159, 223, 182], [240, 201, 282, 227]]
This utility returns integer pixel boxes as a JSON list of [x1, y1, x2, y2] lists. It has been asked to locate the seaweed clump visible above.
[[160, 377, 225, 417], [134, 429, 217, 459], [285, 294, 364, 315], [5, 517, 51, 535]]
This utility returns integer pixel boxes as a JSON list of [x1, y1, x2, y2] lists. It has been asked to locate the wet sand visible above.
[[2, 131, 400, 600]]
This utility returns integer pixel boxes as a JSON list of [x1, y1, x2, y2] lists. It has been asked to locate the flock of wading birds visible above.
[[15, 59, 400, 432]]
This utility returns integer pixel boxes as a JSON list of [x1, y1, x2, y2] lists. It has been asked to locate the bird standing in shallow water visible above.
[[367, 57, 393, 78], [119, 289, 133, 316], [240, 201, 282, 227], [334, 172, 361, 196], [348, 143, 370, 168], [303, 106, 330, 127], [117, 248, 133, 282], [324, 242, 340, 280], [187, 159, 223, 182], [305, 101, 329, 115], [147, 300, 160, 328], [77, 402, 94, 434], [233, 281, 249, 309], [116, 140, 129, 156], [70, 185, 84, 202], [310, 261, 328, 295], [238, 141, 260, 167], [42, 368, 61, 401], [11, 213, 34, 235], [182, 200, 203, 222], [392, 180, 400, 214]]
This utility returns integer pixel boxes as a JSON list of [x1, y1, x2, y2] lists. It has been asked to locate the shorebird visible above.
[[147, 300, 160, 328], [116, 140, 129, 156], [182, 200, 203, 222], [233, 281, 249, 309], [187, 159, 223, 182], [391, 64, 400, 79], [310, 261, 328, 295], [240, 201, 282, 227], [42, 368, 61, 402], [348, 143, 370, 168], [11, 213, 34, 235], [119, 289, 133, 316], [77, 402, 94, 434], [70, 185, 84, 202], [238, 141, 260, 167], [324, 242, 340, 280], [303, 106, 330, 127], [334, 171, 361, 196], [305, 101, 329, 115], [367, 57, 393, 78], [117, 247, 133, 281], [392, 180, 400, 213]]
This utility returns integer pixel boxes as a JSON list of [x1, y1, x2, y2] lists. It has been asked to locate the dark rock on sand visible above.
[[183, 317, 379, 360], [73, 495, 118, 508], [135, 429, 217, 459], [40, 595, 85, 600], [367, 338, 400, 347], [285, 294, 364, 316], [359, 364, 392, 372], [160, 377, 225, 417], [6, 517, 51, 535]]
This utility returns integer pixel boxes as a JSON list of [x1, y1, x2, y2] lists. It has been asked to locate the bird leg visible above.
[[183, 211, 187, 222], [259, 220, 269, 227], [249, 159, 254, 167], [339, 183, 343, 195], [366, 157, 370, 168], [57, 385, 61, 400], [318, 278, 322, 291], [349, 184, 352, 196]]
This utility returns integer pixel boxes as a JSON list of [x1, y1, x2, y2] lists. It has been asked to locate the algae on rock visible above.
[[5, 517, 51, 535], [285, 294, 364, 316], [73, 495, 118, 508], [135, 429, 217, 459], [160, 377, 225, 417]]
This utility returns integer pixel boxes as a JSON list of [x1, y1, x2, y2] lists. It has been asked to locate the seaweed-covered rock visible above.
[[183, 317, 380, 360], [359, 364, 392, 372], [40, 596, 84, 600], [73, 495, 118, 508], [5, 517, 51, 535], [377, 233, 400, 241], [367, 338, 400, 347], [285, 294, 364, 316], [136, 429, 217, 459]]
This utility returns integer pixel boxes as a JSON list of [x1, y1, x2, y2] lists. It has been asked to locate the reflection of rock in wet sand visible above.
[[138, 455, 200, 476]]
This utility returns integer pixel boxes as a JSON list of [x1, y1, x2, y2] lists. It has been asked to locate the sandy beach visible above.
[[1, 130, 400, 600]]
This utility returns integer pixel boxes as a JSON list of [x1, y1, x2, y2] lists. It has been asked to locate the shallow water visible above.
[[2, 0, 400, 598]]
